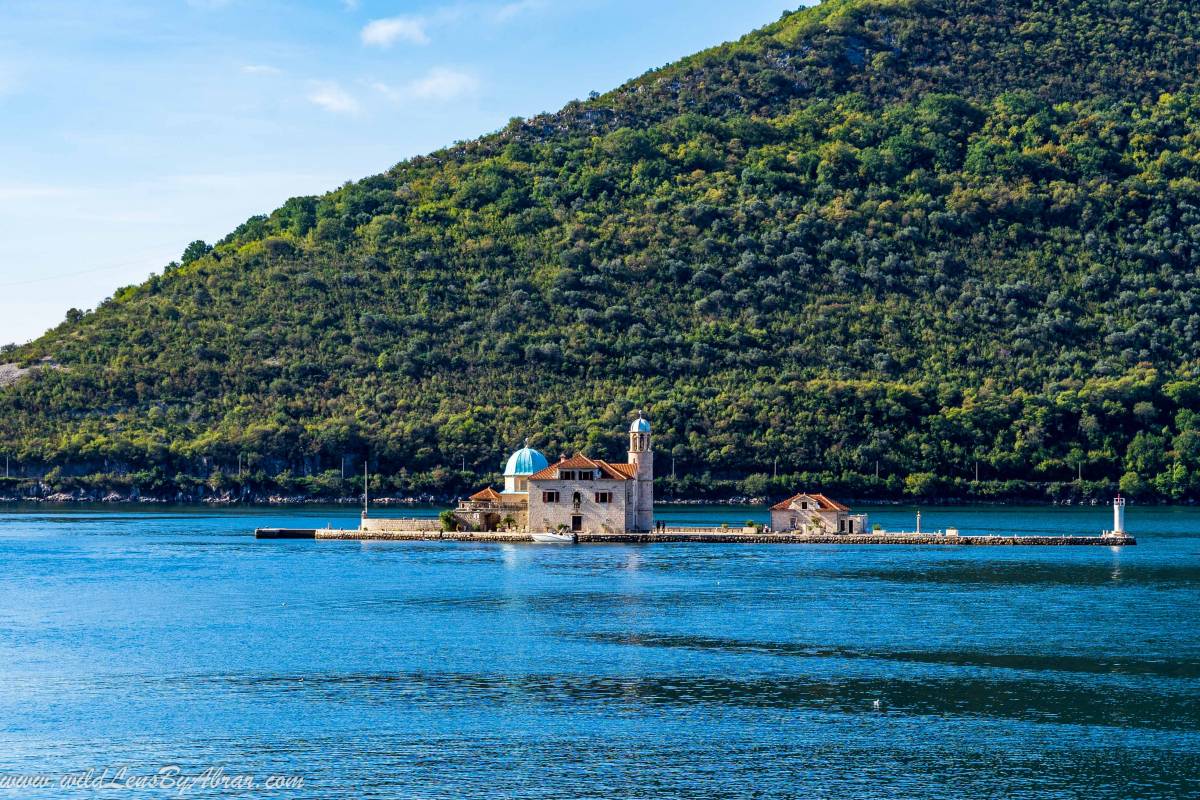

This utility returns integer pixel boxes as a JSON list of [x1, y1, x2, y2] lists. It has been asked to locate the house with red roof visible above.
[[769, 493, 869, 535]]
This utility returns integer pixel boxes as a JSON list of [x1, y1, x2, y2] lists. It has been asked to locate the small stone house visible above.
[[769, 493, 868, 535], [454, 486, 530, 532]]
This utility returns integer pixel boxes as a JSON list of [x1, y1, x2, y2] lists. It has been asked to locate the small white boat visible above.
[[531, 532, 576, 544]]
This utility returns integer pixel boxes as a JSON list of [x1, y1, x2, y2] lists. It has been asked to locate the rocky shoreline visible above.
[[0, 491, 769, 507], [0, 491, 444, 506], [0, 490, 1177, 508]]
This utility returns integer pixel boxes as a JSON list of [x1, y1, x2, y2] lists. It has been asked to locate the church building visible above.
[[455, 415, 654, 534]]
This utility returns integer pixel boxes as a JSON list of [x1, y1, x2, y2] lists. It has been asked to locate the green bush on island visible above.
[[3, 0, 1200, 503]]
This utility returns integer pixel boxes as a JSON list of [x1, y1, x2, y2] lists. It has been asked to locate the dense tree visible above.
[[3, 0, 1200, 502], [180, 240, 212, 266]]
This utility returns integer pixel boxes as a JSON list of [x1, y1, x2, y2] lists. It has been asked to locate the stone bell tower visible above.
[[628, 412, 654, 531]]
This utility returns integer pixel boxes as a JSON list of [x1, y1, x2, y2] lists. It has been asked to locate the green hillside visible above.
[[5, 0, 1200, 502]]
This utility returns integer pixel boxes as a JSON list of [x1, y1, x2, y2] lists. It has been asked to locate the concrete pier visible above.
[[255, 528, 1136, 546]]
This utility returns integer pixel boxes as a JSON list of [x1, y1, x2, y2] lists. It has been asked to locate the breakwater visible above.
[[255, 528, 1136, 546]]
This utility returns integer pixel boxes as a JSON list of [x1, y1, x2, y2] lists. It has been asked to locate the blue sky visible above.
[[0, 0, 808, 345]]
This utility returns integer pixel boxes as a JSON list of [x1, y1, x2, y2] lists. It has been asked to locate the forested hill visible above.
[[5, 0, 1200, 503]]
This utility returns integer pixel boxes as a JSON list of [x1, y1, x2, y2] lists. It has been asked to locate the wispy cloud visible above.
[[407, 67, 479, 100], [361, 1, 545, 48], [341, 0, 360, 9], [372, 67, 480, 104], [0, 183, 79, 202], [493, 0, 545, 22], [241, 64, 283, 76], [307, 80, 360, 114], [361, 16, 431, 47]]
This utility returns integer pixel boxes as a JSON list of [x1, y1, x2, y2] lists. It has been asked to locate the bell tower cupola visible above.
[[629, 412, 651, 454], [628, 412, 654, 531]]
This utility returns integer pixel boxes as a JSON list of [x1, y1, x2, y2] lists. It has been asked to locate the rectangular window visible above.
[[561, 470, 575, 480], [595, 492, 612, 504], [542, 491, 560, 503]]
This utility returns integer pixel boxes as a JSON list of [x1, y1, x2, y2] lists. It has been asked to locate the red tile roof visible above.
[[529, 453, 634, 481], [603, 462, 638, 479], [769, 493, 851, 512], [468, 487, 502, 502]]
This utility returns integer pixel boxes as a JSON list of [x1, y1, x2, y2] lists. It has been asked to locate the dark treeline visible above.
[[3, 0, 1200, 502]]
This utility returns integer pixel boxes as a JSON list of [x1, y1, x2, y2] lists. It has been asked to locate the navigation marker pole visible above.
[[1104, 495, 1126, 538], [362, 460, 369, 520]]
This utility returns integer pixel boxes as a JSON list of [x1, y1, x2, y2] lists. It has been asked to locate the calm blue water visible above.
[[0, 503, 1197, 799]]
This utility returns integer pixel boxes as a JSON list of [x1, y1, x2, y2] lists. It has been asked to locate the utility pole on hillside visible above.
[[773, 457, 778, 479]]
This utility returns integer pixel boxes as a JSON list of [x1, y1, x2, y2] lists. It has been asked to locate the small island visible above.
[[257, 415, 1136, 547]]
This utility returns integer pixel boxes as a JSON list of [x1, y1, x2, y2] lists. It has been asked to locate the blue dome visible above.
[[630, 415, 651, 433], [504, 446, 548, 477]]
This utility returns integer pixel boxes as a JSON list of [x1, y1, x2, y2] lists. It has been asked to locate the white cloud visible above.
[[493, 0, 544, 22], [373, 67, 480, 104], [342, 0, 360, 9], [241, 64, 283, 76], [407, 67, 479, 100], [360, 2, 539, 47], [361, 16, 431, 47], [307, 80, 360, 114]]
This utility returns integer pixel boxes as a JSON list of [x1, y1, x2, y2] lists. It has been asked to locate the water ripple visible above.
[[581, 632, 1200, 679]]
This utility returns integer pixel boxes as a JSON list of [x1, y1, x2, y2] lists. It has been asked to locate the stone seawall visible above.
[[256, 529, 1135, 546], [317, 529, 530, 542], [577, 533, 1136, 546]]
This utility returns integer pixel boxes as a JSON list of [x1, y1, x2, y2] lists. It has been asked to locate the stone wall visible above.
[[360, 517, 442, 532]]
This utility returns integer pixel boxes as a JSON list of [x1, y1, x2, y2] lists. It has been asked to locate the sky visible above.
[[0, 0, 808, 345]]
